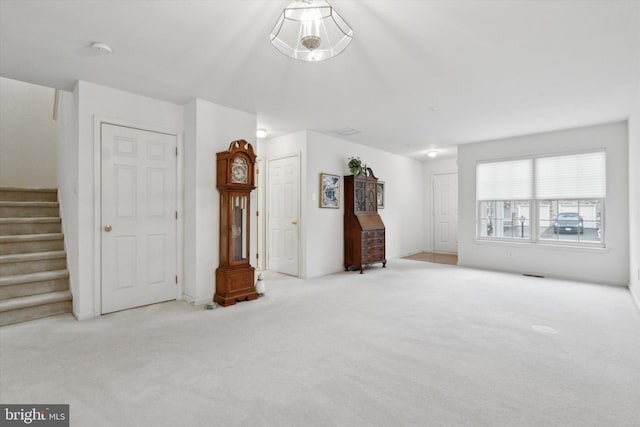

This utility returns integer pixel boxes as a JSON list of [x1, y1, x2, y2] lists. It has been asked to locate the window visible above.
[[477, 159, 532, 241], [538, 200, 602, 243], [476, 151, 605, 246], [479, 200, 531, 240]]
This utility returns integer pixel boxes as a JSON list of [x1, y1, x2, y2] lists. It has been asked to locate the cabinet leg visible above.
[[383, 260, 387, 268], [360, 266, 364, 274]]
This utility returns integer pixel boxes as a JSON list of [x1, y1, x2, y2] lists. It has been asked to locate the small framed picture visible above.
[[320, 173, 340, 208], [377, 181, 385, 209]]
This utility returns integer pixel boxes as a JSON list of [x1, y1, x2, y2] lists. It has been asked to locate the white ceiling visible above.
[[1, 0, 639, 160]]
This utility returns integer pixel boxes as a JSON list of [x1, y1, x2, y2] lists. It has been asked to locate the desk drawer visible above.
[[362, 245, 384, 256], [362, 230, 384, 240], [362, 231, 384, 246], [363, 253, 384, 264]]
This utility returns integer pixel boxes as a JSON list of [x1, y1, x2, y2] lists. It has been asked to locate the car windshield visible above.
[[558, 213, 579, 219]]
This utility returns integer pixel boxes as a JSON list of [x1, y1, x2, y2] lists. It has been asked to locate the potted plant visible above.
[[347, 156, 365, 176]]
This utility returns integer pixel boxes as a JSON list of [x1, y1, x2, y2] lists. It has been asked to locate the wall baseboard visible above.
[[73, 310, 94, 321], [630, 284, 640, 313], [182, 294, 211, 306]]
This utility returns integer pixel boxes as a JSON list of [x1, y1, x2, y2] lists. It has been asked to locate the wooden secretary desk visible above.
[[344, 168, 386, 273]]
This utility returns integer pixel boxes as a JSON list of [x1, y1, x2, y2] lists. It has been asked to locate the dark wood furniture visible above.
[[214, 140, 258, 306], [344, 168, 386, 273]]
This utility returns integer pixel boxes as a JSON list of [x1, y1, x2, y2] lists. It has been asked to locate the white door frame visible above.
[[265, 152, 301, 277], [431, 171, 458, 254], [93, 116, 183, 316], [256, 158, 266, 271]]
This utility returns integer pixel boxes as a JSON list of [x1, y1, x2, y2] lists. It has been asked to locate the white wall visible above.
[[261, 131, 424, 279], [0, 77, 57, 187], [56, 87, 79, 313], [183, 101, 197, 302], [56, 82, 258, 315], [68, 81, 184, 319], [306, 131, 425, 277], [423, 157, 458, 252], [629, 86, 640, 308], [458, 122, 629, 286], [182, 99, 256, 305]]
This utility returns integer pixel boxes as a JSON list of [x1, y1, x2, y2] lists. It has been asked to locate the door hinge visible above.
[[176, 211, 178, 220], [256, 168, 259, 175], [256, 210, 259, 217], [256, 253, 259, 260], [175, 275, 178, 284], [176, 147, 178, 156]]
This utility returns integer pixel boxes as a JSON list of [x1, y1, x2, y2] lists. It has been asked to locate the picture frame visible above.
[[377, 181, 385, 209], [320, 173, 340, 208]]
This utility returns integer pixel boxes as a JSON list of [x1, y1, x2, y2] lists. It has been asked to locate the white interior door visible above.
[[101, 124, 177, 314], [433, 173, 458, 254], [267, 155, 299, 276]]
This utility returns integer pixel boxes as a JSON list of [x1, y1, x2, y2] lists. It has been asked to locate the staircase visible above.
[[0, 188, 72, 326]]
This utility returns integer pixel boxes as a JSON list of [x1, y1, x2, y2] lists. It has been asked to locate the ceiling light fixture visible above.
[[270, 0, 353, 62], [90, 42, 113, 55], [256, 128, 268, 138], [427, 150, 439, 158]]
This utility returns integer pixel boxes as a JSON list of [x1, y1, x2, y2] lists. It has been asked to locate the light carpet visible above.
[[1, 259, 639, 426]]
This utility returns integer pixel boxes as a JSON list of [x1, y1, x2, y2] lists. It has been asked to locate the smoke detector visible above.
[[90, 42, 113, 55]]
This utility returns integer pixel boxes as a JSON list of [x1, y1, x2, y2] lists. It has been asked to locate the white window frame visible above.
[[477, 200, 533, 241], [476, 150, 606, 248]]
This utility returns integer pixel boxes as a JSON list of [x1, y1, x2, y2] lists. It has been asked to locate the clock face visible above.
[[231, 157, 248, 184]]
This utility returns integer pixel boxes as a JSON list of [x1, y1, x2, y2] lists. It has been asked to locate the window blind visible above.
[[535, 151, 606, 199], [476, 159, 532, 200]]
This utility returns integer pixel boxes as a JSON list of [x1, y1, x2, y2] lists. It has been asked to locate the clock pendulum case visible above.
[[214, 140, 258, 306]]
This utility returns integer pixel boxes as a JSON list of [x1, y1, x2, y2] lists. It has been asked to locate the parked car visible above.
[[554, 212, 584, 234]]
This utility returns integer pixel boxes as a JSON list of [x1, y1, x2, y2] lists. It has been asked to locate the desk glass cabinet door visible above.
[[344, 171, 387, 273]]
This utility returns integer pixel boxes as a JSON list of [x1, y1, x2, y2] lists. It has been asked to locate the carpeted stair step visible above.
[[0, 217, 61, 236], [0, 234, 64, 255], [0, 187, 71, 326], [0, 251, 67, 277], [0, 290, 72, 326], [0, 201, 59, 218], [0, 187, 57, 202], [0, 269, 69, 299]]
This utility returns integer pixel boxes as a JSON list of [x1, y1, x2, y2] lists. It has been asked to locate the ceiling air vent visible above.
[[333, 127, 361, 137]]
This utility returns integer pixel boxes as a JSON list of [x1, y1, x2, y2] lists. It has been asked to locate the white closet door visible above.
[[101, 124, 177, 314]]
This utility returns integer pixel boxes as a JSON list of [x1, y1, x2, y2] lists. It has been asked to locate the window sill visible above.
[[474, 238, 608, 253]]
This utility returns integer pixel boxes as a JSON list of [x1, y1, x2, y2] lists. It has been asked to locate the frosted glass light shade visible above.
[[270, 0, 353, 62]]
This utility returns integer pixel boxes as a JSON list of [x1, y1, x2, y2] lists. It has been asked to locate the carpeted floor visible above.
[[1, 259, 639, 426]]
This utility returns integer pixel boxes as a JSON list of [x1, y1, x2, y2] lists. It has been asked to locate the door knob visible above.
[[291, 221, 298, 225], [104, 225, 113, 232]]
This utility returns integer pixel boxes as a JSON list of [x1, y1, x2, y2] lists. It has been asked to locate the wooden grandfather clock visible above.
[[214, 140, 258, 307]]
